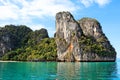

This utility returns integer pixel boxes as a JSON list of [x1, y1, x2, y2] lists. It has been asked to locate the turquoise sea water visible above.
[[0, 60, 120, 80]]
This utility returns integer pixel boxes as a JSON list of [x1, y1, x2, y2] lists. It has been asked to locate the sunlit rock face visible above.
[[55, 11, 116, 62], [78, 18, 102, 39], [55, 12, 82, 61]]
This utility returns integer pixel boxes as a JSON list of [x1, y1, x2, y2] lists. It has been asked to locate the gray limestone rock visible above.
[[55, 12, 116, 62], [55, 12, 82, 61], [78, 18, 102, 39]]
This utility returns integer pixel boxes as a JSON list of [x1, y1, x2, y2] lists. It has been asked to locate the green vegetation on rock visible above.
[[1, 38, 57, 61], [0, 25, 57, 61], [0, 12, 116, 62], [78, 35, 115, 57]]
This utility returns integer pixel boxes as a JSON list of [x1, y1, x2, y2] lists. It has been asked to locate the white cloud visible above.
[[0, 0, 80, 32], [80, 0, 93, 7], [0, 1, 19, 20], [95, 0, 111, 6], [79, 0, 111, 7], [0, 0, 111, 22], [0, 0, 111, 36], [0, 0, 79, 21]]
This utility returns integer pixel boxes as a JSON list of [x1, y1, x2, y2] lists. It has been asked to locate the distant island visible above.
[[0, 11, 116, 62]]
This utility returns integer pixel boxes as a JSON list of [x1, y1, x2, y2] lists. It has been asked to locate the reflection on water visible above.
[[57, 62, 117, 80], [0, 62, 58, 80], [0, 62, 119, 80]]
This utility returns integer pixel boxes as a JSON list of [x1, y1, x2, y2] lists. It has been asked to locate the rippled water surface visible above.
[[0, 60, 120, 80]]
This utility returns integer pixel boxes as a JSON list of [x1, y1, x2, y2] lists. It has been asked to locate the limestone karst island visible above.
[[0, 12, 116, 62]]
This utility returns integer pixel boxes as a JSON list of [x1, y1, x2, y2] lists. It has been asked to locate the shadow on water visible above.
[[57, 62, 118, 80]]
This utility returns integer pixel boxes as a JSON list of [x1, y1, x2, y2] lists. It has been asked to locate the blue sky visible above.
[[0, 0, 119, 58]]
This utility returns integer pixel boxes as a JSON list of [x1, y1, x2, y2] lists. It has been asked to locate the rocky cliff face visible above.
[[55, 12, 116, 62], [0, 35, 12, 56], [29, 28, 49, 45], [78, 18, 102, 39], [0, 25, 32, 57], [55, 12, 82, 61]]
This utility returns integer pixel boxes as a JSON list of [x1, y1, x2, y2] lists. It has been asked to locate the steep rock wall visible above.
[[55, 12, 82, 61], [55, 12, 116, 62]]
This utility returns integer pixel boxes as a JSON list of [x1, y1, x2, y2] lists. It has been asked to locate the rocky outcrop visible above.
[[0, 35, 12, 56], [29, 28, 49, 44], [0, 25, 32, 57], [55, 12, 82, 61], [0, 25, 49, 57], [77, 18, 116, 61], [78, 18, 102, 39], [55, 12, 116, 62]]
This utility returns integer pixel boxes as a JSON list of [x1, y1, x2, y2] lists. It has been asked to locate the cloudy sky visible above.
[[0, 0, 120, 58]]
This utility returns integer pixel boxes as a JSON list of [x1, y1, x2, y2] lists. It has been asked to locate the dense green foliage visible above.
[[0, 25, 32, 48], [1, 38, 57, 61], [78, 35, 115, 57], [27, 28, 49, 46], [0, 24, 115, 61], [0, 25, 57, 61]]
